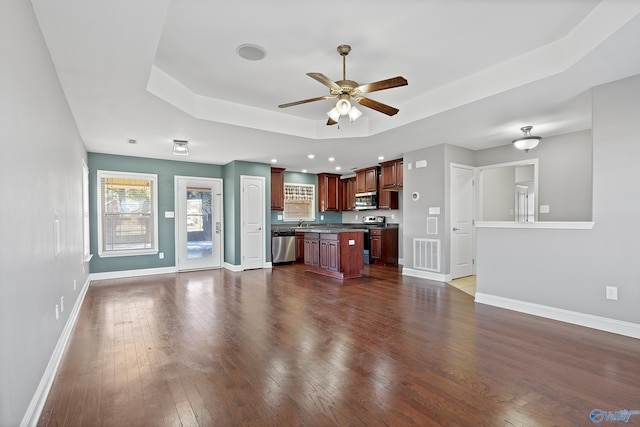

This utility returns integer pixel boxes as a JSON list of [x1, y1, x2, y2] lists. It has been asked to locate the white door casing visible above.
[[450, 164, 474, 279], [241, 175, 265, 270], [175, 177, 223, 271]]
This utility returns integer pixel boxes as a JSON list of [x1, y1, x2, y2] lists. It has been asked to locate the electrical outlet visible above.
[[540, 205, 550, 214], [606, 286, 618, 300], [159, 252, 164, 259], [320, 215, 324, 221], [55, 304, 59, 320], [60, 296, 64, 313]]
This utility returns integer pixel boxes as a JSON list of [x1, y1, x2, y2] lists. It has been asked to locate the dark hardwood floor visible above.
[[38, 264, 640, 426]]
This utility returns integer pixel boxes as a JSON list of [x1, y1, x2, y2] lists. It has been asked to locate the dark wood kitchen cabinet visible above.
[[377, 171, 399, 210], [270, 167, 285, 210], [340, 177, 356, 211], [379, 158, 403, 190], [317, 173, 341, 212], [355, 167, 378, 193], [304, 233, 320, 267], [304, 231, 364, 279], [295, 231, 305, 262], [369, 227, 398, 265]]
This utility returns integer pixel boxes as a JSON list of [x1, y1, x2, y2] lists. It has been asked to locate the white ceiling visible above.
[[31, 0, 640, 174]]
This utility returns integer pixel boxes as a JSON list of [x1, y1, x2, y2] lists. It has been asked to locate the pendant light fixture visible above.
[[512, 126, 541, 152]]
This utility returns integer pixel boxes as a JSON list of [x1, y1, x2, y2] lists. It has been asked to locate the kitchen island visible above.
[[302, 229, 365, 279]]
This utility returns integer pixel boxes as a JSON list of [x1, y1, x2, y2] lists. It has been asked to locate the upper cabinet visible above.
[[270, 167, 285, 210], [318, 173, 341, 212], [355, 166, 379, 193], [340, 177, 356, 211], [379, 158, 403, 190]]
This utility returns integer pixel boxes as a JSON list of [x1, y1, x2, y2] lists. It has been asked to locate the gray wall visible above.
[[0, 1, 88, 424], [480, 166, 517, 221], [403, 144, 447, 273], [475, 130, 593, 221], [476, 74, 640, 325]]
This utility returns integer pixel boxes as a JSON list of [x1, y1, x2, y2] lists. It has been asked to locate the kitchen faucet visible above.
[[298, 219, 305, 227]]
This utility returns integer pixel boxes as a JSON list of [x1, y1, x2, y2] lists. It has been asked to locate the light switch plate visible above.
[[164, 211, 175, 218]]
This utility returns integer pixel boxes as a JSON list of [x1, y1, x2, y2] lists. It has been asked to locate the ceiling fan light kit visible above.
[[512, 126, 542, 152], [279, 44, 408, 125]]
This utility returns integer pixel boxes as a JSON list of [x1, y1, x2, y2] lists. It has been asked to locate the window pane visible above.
[[98, 171, 157, 256]]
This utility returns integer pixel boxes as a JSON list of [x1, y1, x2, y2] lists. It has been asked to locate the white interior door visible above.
[[241, 175, 265, 270], [176, 177, 223, 271], [450, 165, 474, 279]]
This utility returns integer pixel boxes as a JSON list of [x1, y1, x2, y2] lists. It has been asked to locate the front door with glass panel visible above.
[[176, 177, 223, 271]]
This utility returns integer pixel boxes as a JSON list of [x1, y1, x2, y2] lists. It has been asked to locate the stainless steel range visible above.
[[362, 215, 386, 226], [361, 216, 385, 264]]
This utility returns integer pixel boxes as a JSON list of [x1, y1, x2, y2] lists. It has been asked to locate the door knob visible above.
[[453, 227, 460, 231]]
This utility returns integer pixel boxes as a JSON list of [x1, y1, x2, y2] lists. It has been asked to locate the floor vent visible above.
[[413, 238, 440, 272]]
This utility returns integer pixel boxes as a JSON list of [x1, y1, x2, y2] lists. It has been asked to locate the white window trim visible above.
[[283, 182, 316, 222], [97, 170, 159, 257], [81, 159, 92, 263]]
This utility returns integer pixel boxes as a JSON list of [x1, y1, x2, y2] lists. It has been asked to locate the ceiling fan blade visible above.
[[327, 117, 338, 126], [354, 76, 408, 95], [278, 95, 333, 108], [307, 73, 342, 91], [354, 97, 400, 116]]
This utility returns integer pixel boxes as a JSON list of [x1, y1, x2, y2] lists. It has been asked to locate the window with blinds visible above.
[[97, 170, 158, 257], [283, 183, 315, 221]]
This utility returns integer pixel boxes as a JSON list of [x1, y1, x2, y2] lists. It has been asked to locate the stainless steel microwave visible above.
[[355, 192, 378, 210]]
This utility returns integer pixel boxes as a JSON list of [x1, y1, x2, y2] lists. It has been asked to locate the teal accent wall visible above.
[[270, 171, 342, 225], [88, 153, 223, 273], [223, 160, 271, 265]]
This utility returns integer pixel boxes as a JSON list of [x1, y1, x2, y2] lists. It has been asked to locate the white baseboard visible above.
[[264, 262, 272, 269], [224, 262, 243, 272], [402, 267, 451, 283], [90, 266, 177, 281], [475, 293, 640, 340], [21, 276, 91, 427]]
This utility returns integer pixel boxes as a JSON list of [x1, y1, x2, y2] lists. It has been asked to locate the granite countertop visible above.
[[301, 228, 367, 233]]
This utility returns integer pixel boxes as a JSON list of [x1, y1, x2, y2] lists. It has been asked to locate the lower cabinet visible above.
[[304, 233, 320, 267], [303, 231, 363, 279], [369, 227, 398, 265], [295, 232, 305, 262]]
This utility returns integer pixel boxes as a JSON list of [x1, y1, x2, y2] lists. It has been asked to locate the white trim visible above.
[[402, 267, 452, 283], [90, 266, 177, 281], [224, 262, 243, 272], [475, 221, 594, 229], [264, 261, 273, 269], [20, 277, 91, 427], [96, 170, 159, 257], [475, 293, 640, 340]]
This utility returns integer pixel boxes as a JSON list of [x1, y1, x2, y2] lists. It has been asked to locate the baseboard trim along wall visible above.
[[224, 262, 243, 272], [402, 267, 451, 283], [21, 277, 92, 427], [90, 266, 178, 281], [475, 293, 640, 340]]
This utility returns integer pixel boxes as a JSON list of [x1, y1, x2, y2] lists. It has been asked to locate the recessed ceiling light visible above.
[[236, 44, 266, 61], [307, 154, 315, 159], [378, 156, 384, 160], [335, 166, 341, 171], [302, 169, 307, 173], [271, 158, 277, 163], [328, 157, 335, 162]]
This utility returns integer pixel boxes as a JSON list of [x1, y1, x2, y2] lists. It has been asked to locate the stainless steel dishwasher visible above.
[[271, 230, 296, 264]]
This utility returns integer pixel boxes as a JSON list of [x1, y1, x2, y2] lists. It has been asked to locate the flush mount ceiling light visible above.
[[512, 126, 542, 152], [236, 44, 266, 61], [173, 140, 189, 156]]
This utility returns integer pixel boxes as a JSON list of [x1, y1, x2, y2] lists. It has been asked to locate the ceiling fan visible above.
[[278, 45, 408, 125]]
